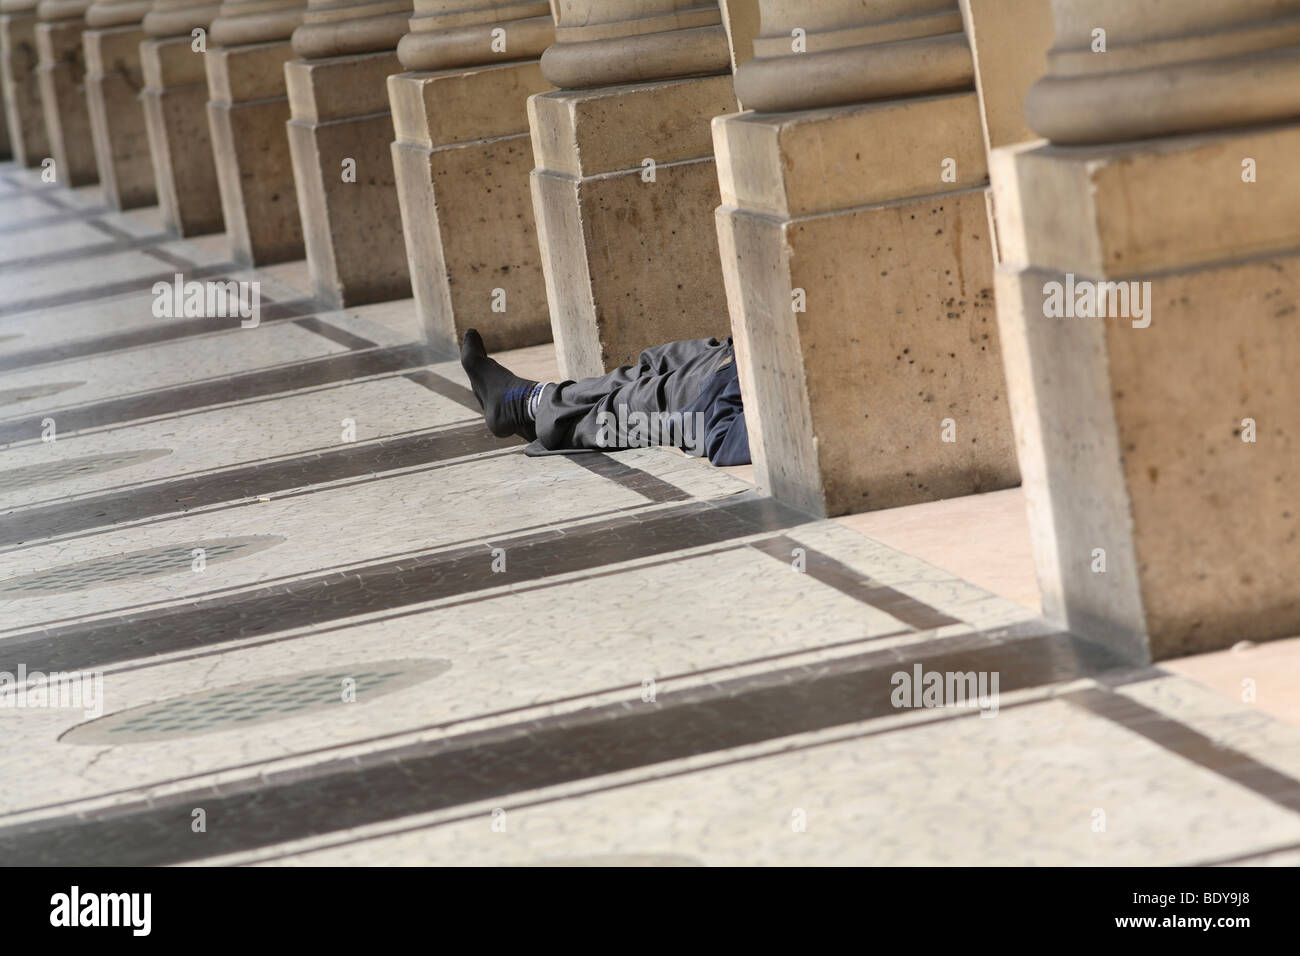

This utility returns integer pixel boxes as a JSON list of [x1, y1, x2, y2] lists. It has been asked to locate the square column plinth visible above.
[[389, 62, 553, 354], [529, 75, 737, 379], [141, 35, 223, 236], [206, 40, 303, 266], [285, 50, 410, 309], [83, 24, 156, 208], [713, 93, 1020, 518], [34, 19, 97, 185], [1, 12, 51, 166], [991, 126, 1300, 662]]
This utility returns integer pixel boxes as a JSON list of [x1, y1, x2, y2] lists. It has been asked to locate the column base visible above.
[[0, 86, 9, 160], [84, 24, 156, 209], [141, 35, 222, 236], [206, 40, 303, 267], [388, 62, 552, 354], [713, 94, 1019, 518], [992, 126, 1300, 661], [35, 19, 98, 186], [285, 50, 410, 309], [1, 13, 50, 166], [528, 75, 737, 378]]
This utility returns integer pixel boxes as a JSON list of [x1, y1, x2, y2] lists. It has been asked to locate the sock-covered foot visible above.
[[460, 329, 539, 441]]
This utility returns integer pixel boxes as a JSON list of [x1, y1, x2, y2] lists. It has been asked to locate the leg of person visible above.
[[534, 338, 733, 452], [458, 329, 732, 450], [459, 329, 548, 440]]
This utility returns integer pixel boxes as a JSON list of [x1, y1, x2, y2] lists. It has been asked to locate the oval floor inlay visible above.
[[0, 448, 172, 493], [60, 659, 453, 744], [0, 534, 285, 599], [0, 381, 85, 408]]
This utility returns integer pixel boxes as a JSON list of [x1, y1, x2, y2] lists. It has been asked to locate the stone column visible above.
[[957, 0, 1053, 288], [529, 1, 737, 379], [205, 0, 305, 265], [139, 0, 222, 233], [1, 0, 52, 166], [958, 0, 1052, 156], [33, 0, 98, 185], [713, 1, 1019, 517], [387, 2, 553, 352], [718, 0, 757, 78], [0, 72, 8, 157], [991, 0, 1300, 660], [83, 0, 158, 207], [284, 0, 412, 307]]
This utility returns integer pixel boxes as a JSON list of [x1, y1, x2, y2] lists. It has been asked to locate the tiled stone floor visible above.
[[2, 162, 1299, 866]]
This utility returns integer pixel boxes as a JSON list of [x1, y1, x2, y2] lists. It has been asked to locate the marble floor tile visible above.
[[0, 221, 134, 265], [0, 544, 921, 815], [0, 322, 352, 419], [0, 377, 477, 512], [0, 448, 712, 631], [0, 248, 197, 311], [246, 691, 1300, 867]]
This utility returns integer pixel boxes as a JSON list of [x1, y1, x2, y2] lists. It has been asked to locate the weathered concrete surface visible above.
[[83, 17, 157, 207], [528, 0, 736, 379], [387, 0, 554, 353], [285, 48, 410, 307], [206, 38, 302, 264], [990, 0, 1300, 661], [713, 1, 1019, 517], [1, 3, 53, 167], [34, 2, 98, 185], [205, 0, 306, 265], [141, 34, 223, 233]]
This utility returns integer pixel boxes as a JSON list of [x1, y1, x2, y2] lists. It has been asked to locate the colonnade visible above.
[[4, 0, 1297, 663]]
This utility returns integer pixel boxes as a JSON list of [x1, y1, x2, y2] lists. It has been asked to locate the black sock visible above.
[[460, 329, 539, 441]]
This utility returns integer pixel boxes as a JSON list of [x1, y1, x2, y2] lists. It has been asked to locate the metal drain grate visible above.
[[0, 535, 285, 599], [0, 448, 172, 493], [61, 659, 453, 744], [0, 381, 85, 408]]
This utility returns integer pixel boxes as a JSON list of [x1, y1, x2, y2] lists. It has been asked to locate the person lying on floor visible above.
[[459, 328, 751, 467]]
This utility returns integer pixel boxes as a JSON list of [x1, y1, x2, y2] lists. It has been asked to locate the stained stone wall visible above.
[[989, 0, 1300, 660]]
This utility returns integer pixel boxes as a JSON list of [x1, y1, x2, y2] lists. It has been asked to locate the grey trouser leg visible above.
[[534, 338, 733, 452]]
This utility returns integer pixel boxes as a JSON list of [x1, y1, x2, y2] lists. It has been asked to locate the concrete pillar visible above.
[[1, 0, 52, 166], [388, 1, 554, 353], [718, 0, 757, 78], [958, 0, 1052, 156], [139, 0, 222, 233], [958, 0, 1053, 285], [990, 0, 1300, 660], [33, 0, 98, 185], [529, 0, 737, 378], [0, 68, 8, 157], [205, 0, 306, 265], [713, 0, 1019, 518], [83, 0, 158, 207], [285, 0, 412, 307]]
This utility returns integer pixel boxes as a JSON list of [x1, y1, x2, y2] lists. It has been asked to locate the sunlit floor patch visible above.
[[0, 448, 172, 493], [0, 534, 285, 599], [60, 659, 453, 744], [0, 381, 85, 408]]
